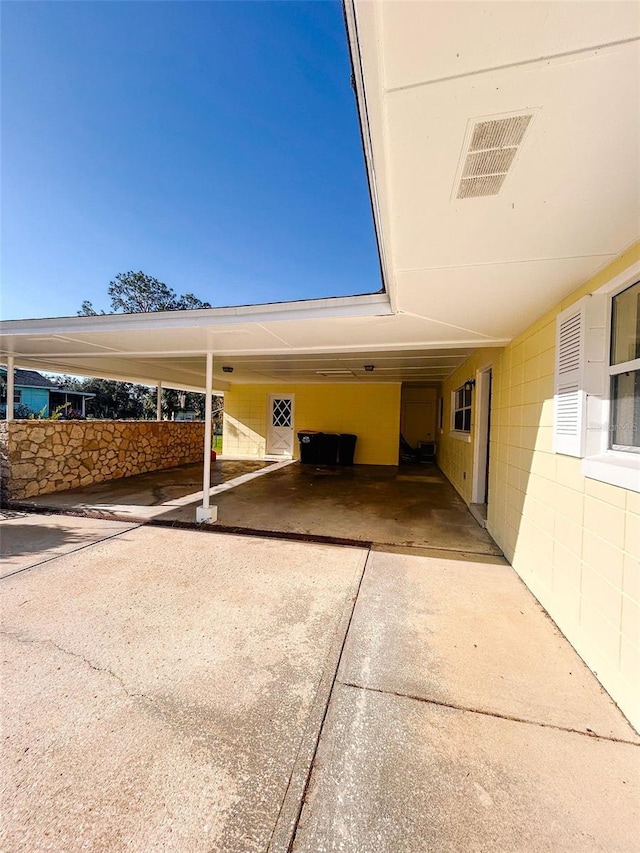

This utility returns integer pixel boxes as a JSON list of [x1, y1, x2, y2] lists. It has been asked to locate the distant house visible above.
[[0, 366, 94, 418]]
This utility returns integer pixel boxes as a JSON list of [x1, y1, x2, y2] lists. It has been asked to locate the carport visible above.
[[15, 457, 500, 554], [0, 292, 494, 526]]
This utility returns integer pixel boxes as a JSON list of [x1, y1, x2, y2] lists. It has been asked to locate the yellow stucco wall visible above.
[[223, 383, 401, 465], [439, 244, 640, 729]]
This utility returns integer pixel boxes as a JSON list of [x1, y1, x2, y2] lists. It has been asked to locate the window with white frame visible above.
[[452, 385, 472, 433], [13, 389, 21, 404], [553, 263, 640, 492], [609, 281, 639, 452]]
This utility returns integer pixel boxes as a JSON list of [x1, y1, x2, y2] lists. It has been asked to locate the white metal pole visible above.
[[81, 396, 86, 417], [196, 352, 216, 523], [156, 382, 162, 421], [6, 356, 14, 422]]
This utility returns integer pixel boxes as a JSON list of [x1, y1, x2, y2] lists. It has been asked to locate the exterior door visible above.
[[402, 400, 436, 448], [471, 367, 493, 505], [266, 395, 295, 456]]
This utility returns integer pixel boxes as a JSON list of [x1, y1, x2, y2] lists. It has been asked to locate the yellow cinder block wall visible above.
[[223, 383, 401, 465], [439, 244, 640, 730], [438, 348, 499, 505]]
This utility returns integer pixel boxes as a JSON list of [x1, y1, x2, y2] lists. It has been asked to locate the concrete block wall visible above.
[[223, 383, 401, 465], [439, 245, 640, 730], [437, 349, 499, 504], [1, 420, 205, 500]]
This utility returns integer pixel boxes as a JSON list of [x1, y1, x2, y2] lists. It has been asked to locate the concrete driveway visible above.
[[22, 461, 500, 553], [1, 514, 638, 852]]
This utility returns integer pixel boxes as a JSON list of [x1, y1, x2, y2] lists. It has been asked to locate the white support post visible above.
[[6, 356, 14, 422], [81, 396, 86, 417], [196, 352, 217, 523], [156, 383, 162, 421]]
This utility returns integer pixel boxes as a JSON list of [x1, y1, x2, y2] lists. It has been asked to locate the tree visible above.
[[78, 271, 211, 316], [54, 374, 223, 424], [74, 271, 216, 420], [57, 376, 148, 420]]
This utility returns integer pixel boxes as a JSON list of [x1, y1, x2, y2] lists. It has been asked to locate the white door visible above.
[[266, 395, 295, 456]]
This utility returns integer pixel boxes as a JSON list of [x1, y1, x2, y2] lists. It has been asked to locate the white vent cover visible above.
[[456, 113, 533, 199]]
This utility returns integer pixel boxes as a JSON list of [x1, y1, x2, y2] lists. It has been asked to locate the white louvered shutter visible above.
[[554, 298, 588, 457]]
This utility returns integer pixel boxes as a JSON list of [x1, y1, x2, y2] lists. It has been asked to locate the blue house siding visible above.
[[18, 387, 50, 416], [2, 367, 93, 417]]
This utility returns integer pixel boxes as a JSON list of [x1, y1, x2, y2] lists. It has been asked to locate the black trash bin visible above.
[[338, 433, 357, 465], [298, 430, 324, 464], [318, 433, 340, 465]]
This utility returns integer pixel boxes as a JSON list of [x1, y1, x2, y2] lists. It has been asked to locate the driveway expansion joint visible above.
[[266, 549, 372, 853], [338, 680, 640, 746], [0, 520, 142, 580]]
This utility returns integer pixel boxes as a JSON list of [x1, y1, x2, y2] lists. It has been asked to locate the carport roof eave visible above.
[[0, 293, 392, 391], [3, 357, 228, 395], [0, 291, 509, 390], [0, 291, 393, 335]]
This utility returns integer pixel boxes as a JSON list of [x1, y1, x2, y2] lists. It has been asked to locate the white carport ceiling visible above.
[[1, 1, 638, 390], [0, 296, 479, 390]]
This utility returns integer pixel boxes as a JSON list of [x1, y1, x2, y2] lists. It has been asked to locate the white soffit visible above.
[[350, 0, 640, 339], [0, 294, 497, 388], [3, 347, 476, 391]]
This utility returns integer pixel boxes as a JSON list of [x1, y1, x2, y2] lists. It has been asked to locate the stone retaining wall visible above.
[[1, 420, 205, 501]]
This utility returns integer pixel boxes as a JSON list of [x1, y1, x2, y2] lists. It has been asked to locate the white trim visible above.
[[449, 431, 472, 443], [343, 0, 395, 311], [198, 353, 217, 524], [451, 384, 472, 435], [580, 260, 640, 490], [0, 292, 393, 337], [592, 260, 640, 298], [471, 364, 493, 504], [553, 298, 588, 457], [610, 357, 640, 376], [6, 356, 14, 422], [266, 394, 296, 457], [582, 453, 640, 493]]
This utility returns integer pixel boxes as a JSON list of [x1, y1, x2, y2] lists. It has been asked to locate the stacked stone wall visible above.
[[0, 420, 205, 501], [0, 422, 9, 504]]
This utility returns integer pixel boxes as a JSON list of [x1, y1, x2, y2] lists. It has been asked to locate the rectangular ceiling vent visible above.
[[315, 369, 355, 377], [455, 113, 533, 199]]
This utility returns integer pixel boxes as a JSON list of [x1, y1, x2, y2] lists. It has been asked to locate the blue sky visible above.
[[1, 0, 380, 320]]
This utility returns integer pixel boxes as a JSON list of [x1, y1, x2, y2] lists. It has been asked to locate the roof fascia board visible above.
[[343, 0, 396, 312], [11, 358, 230, 395], [15, 384, 59, 391], [49, 390, 97, 397], [0, 292, 392, 337]]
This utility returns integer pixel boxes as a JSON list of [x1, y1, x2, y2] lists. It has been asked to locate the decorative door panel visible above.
[[266, 395, 295, 456]]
